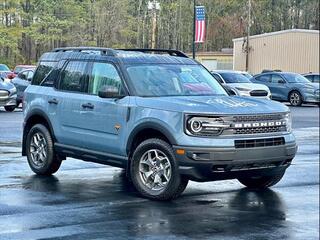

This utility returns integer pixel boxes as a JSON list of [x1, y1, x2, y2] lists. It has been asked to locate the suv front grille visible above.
[[234, 126, 286, 134], [233, 114, 283, 122], [250, 90, 268, 97], [228, 113, 287, 135], [235, 137, 285, 149]]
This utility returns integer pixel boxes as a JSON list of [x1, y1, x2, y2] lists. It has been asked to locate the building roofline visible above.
[[233, 29, 320, 42]]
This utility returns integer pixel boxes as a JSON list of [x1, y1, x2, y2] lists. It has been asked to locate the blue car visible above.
[[252, 72, 320, 106], [22, 47, 297, 200]]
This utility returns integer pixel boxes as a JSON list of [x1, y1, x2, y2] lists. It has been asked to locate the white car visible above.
[[211, 70, 271, 99]]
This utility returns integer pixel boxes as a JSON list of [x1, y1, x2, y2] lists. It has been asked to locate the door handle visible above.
[[81, 103, 94, 109], [48, 98, 58, 105]]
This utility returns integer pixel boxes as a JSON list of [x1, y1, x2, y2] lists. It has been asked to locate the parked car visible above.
[[22, 47, 297, 200], [211, 70, 271, 99], [7, 65, 36, 79], [303, 73, 320, 83], [252, 71, 320, 106], [0, 76, 17, 112], [0, 64, 10, 72], [11, 69, 34, 105]]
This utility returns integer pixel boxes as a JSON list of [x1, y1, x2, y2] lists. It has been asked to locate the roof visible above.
[[39, 49, 197, 65], [233, 29, 320, 42]]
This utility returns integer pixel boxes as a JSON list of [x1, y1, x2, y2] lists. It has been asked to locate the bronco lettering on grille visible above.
[[234, 120, 286, 128]]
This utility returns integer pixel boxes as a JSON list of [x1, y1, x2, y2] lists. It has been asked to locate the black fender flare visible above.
[[22, 109, 56, 156], [126, 121, 177, 155]]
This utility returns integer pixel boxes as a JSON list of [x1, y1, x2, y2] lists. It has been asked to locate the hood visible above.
[[135, 95, 288, 115], [227, 83, 270, 92], [0, 80, 16, 93], [293, 82, 319, 90]]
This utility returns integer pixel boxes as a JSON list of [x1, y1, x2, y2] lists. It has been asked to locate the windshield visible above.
[[0, 64, 10, 71], [242, 73, 253, 79], [282, 73, 310, 83], [219, 72, 251, 83], [126, 64, 227, 97]]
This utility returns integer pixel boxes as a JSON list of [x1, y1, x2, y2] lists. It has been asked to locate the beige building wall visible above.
[[233, 29, 320, 75]]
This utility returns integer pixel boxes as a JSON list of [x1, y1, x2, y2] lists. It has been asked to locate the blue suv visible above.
[[22, 48, 297, 200]]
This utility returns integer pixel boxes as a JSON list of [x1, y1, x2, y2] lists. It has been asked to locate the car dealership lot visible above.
[[0, 105, 319, 240]]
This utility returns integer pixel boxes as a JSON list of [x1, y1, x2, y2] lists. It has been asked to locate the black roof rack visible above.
[[52, 47, 116, 56], [117, 48, 189, 58]]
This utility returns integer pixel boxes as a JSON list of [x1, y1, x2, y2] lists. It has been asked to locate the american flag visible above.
[[195, 6, 206, 43]]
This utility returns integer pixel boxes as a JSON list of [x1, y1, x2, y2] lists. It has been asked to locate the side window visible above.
[[256, 74, 271, 83], [313, 75, 319, 83], [88, 62, 123, 95], [41, 60, 65, 87], [32, 61, 56, 85], [18, 71, 28, 80], [211, 73, 224, 84], [59, 61, 88, 92], [271, 74, 285, 84]]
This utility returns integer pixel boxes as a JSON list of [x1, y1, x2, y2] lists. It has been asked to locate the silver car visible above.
[[0, 76, 17, 112], [211, 70, 271, 99]]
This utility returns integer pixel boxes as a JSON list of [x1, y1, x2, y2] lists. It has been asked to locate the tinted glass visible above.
[[127, 64, 227, 97], [88, 62, 122, 95], [59, 61, 88, 92], [32, 61, 56, 85], [256, 74, 271, 82], [282, 73, 310, 83], [0, 64, 10, 71], [219, 72, 251, 83], [211, 73, 224, 83], [271, 74, 285, 84], [18, 71, 28, 80], [313, 75, 320, 83]]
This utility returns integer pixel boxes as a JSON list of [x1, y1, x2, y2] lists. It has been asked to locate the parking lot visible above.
[[0, 105, 319, 240]]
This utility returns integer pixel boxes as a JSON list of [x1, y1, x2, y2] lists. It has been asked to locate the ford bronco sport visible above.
[[22, 47, 297, 200]]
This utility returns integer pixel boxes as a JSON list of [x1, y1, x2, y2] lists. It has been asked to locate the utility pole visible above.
[[245, 0, 251, 72], [192, 0, 196, 59], [148, 1, 160, 49]]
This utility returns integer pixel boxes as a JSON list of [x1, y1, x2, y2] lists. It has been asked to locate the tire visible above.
[[238, 171, 285, 189], [4, 105, 16, 112], [130, 138, 188, 201], [26, 124, 62, 175], [289, 91, 302, 106]]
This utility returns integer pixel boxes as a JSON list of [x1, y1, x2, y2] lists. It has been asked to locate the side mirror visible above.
[[98, 86, 123, 98], [278, 79, 286, 84]]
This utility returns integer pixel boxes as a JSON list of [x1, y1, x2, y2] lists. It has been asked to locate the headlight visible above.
[[186, 116, 229, 136], [284, 112, 292, 132]]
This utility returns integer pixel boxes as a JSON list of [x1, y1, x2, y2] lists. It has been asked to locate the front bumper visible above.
[[173, 139, 297, 182]]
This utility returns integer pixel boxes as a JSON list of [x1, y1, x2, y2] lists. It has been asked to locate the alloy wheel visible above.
[[290, 92, 301, 106], [138, 149, 172, 191], [29, 132, 48, 168]]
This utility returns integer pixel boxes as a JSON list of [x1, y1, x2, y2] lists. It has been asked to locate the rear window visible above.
[[32, 61, 57, 85]]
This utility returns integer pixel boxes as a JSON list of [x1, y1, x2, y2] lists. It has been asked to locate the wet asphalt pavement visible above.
[[0, 105, 319, 240]]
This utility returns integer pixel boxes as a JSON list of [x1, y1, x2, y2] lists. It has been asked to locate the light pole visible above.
[[192, 0, 196, 59], [245, 0, 251, 72], [148, 1, 160, 49]]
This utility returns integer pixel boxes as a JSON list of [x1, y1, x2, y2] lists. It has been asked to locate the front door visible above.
[[78, 61, 129, 156]]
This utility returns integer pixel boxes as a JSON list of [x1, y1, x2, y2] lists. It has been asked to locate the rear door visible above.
[[55, 60, 90, 147]]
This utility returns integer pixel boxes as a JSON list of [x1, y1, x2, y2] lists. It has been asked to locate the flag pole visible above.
[[192, 0, 196, 59]]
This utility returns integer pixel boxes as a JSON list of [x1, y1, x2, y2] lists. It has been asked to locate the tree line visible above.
[[0, 0, 319, 67]]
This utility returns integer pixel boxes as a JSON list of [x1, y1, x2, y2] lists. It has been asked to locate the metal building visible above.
[[233, 29, 320, 75]]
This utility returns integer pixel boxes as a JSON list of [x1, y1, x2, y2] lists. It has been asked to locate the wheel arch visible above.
[[288, 88, 304, 102], [22, 109, 56, 156], [126, 122, 177, 158]]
